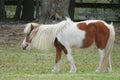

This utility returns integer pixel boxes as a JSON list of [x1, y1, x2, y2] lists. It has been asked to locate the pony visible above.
[[21, 18, 115, 73]]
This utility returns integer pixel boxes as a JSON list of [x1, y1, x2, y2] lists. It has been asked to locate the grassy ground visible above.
[[0, 41, 120, 80]]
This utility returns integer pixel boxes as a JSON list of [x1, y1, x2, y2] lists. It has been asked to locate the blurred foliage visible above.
[[5, 6, 16, 18]]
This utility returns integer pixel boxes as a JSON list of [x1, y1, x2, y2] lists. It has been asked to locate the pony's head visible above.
[[21, 23, 40, 50]]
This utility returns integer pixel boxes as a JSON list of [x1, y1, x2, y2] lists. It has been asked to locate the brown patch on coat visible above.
[[77, 21, 109, 49], [54, 38, 67, 63]]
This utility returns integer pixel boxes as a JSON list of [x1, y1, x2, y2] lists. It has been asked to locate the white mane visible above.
[[31, 19, 70, 49]]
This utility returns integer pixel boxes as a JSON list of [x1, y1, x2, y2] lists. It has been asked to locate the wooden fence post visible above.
[[69, 0, 75, 20]]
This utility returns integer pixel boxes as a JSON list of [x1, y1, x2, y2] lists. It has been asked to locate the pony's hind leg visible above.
[[106, 54, 112, 72], [96, 49, 105, 73], [96, 49, 112, 73]]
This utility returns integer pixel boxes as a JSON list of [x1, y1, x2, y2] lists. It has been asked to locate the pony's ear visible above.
[[30, 23, 39, 36], [30, 26, 39, 39], [30, 24, 34, 31], [24, 23, 39, 34]]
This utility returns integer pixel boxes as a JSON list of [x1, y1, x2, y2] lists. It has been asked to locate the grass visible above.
[[0, 42, 120, 80]]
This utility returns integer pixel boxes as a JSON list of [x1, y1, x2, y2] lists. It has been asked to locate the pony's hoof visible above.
[[69, 69, 76, 73], [105, 67, 112, 73], [95, 70, 100, 73], [95, 68, 101, 73], [51, 69, 59, 73]]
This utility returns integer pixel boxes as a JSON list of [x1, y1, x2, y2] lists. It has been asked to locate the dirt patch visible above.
[[0, 23, 25, 47]]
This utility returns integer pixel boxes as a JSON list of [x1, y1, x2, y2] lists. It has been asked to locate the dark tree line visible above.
[[1, 0, 120, 22], [8, 0, 34, 21], [0, 0, 6, 21], [0, 0, 34, 21]]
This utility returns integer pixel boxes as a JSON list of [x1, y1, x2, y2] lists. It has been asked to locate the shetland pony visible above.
[[21, 18, 115, 73]]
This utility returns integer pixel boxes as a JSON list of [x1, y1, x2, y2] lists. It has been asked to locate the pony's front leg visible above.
[[66, 47, 76, 73], [52, 48, 62, 73]]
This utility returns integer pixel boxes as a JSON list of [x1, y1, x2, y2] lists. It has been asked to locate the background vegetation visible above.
[[1, 0, 120, 22]]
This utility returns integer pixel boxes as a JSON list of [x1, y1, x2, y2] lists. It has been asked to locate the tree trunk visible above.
[[68, 0, 74, 20], [14, 0, 22, 20], [21, 0, 34, 21], [0, 0, 6, 21], [41, 0, 70, 23], [36, 0, 40, 20]]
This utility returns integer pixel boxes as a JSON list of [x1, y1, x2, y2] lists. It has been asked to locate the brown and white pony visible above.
[[21, 18, 115, 73]]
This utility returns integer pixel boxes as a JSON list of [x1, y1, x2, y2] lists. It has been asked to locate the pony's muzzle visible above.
[[22, 45, 27, 50], [21, 42, 28, 50]]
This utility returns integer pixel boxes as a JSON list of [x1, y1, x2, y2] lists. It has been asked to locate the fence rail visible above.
[[75, 3, 120, 8], [69, 0, 120, 22], [5, 1, 41, 6]]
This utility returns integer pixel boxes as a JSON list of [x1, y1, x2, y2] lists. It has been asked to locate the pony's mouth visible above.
[[22, 46, 27, 50]]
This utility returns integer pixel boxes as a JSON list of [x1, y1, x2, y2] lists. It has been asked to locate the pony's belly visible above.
[[67, 36, 84, 48]]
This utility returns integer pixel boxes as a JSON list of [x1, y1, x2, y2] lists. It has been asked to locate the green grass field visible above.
[[0, 42, 120, 80]]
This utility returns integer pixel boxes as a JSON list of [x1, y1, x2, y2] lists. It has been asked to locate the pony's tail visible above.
[[101, 22, 115, 72]]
